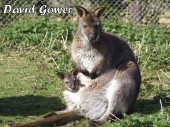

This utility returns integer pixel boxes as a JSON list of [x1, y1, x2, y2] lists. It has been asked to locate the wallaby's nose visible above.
[[89, 36, 95, 42], [71, 84, 76, 89]]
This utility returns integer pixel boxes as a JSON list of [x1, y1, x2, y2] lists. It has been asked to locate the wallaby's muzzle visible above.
[[89, 34, 98, 43]]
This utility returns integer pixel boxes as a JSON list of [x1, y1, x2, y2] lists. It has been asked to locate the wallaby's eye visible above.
[[65, 81, 69, 84], [94, 25, 98, 28], [94, 23, 99, 28], [73, 78, 76, 83]]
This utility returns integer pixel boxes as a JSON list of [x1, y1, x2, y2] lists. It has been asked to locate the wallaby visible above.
[[71, 6, 139, 78], [44, 71, 87, 117], [44, 6, 141, 125], [69, 6, 141, 124], [43, 71, 111, 126], [50, 71, 111, 126], [57, 71, 109, 118]]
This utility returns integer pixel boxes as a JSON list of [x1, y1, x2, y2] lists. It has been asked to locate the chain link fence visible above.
[[0, 0, 170, 27]]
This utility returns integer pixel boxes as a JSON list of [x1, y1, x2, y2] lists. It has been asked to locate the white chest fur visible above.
[[75, 46, 103, 73], [63, 86, 87, 104]]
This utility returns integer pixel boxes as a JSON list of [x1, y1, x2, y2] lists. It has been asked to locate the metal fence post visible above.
[[131, 0, 142, 24]]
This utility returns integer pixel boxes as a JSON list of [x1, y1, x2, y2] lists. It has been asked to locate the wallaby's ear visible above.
[[57, 72, 65, 80], [75, 6, 89, 17], [93, 6, 106, 17], [73, 70, 79, 77]]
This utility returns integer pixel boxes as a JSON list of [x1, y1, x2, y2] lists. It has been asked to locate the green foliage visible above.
[[112, 113, 170, 127], [0, 17, 76, 51], [102, 21, 170, 72]]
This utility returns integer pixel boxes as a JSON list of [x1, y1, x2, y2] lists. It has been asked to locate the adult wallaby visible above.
[[44, 5, 141, 125], [70, 5, 141, 123], [71, 6, 139, 79]]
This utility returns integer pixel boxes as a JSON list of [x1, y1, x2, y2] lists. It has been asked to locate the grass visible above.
[[0, 16, 169, 127]]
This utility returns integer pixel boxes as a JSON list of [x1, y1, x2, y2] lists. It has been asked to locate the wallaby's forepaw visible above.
[[77, 73, 91, 86], [76, 72, 85, 79]]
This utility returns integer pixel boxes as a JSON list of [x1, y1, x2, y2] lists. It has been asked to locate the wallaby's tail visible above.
[[10, 111, 82, 127]]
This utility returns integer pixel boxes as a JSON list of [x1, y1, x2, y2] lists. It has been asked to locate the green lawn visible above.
[[0, 17, 169, 127]]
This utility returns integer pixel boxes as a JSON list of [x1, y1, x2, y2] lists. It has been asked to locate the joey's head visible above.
[[57, 71, 79, 92], [75, 6, 106, 44]]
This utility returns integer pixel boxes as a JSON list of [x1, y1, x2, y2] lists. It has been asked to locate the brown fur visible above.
[[9, 111, 81, 127], [71, 6, 136, 78], [57, 71, 82, 92], [70, 6, 141, 124]]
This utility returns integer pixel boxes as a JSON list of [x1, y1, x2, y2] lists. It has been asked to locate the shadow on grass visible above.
[[134, 98, 170, 114], [0, 95, 169, 117], [0, 95, 66, 116]]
